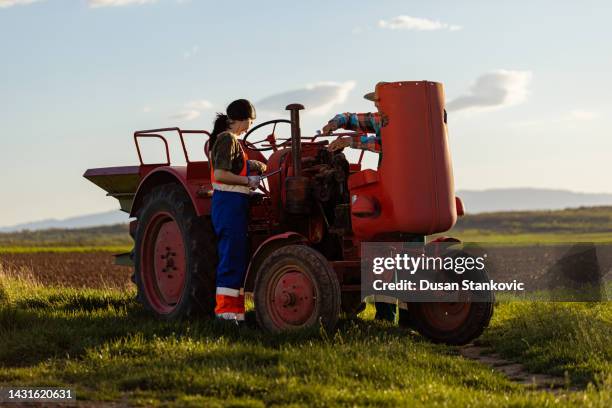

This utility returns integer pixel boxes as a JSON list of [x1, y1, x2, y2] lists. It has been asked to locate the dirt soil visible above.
[[0, 252, 132, 289]]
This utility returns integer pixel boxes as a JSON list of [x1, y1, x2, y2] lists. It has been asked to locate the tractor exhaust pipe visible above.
[[284, 103, 310, 214], [286, 103, 304, 177]]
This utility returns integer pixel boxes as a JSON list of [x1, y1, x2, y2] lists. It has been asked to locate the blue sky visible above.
[[0, 0, 611, 226]]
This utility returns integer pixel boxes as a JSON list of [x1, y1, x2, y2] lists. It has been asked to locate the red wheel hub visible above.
[[268, 266, 316, 327], [422, 302, 471, 332], [141, 212, 186, 314]]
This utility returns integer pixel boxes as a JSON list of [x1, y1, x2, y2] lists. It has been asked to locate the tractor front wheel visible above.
[[133, 183, 216, 320], [254, 245, 341, 333], [399, 252, 494, 345]]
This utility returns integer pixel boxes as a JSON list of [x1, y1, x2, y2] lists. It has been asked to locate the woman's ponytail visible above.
[[209, 113, 229, 148]]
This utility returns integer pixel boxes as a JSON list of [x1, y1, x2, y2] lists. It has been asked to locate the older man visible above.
[[320, 83, 397, 323]]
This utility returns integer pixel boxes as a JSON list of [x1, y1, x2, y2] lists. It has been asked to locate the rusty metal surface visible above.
[[286, 104, 304, 177]]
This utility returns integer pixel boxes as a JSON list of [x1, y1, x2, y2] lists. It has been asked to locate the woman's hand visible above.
[[328, 137, 351, 152], [247, 175, 262, 189]]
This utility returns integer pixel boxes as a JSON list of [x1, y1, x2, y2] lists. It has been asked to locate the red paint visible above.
[[270, 269, 315, 326], [140, 211, 186, 314], [130, 166, 211, 217], [350, 81, 458, 239]]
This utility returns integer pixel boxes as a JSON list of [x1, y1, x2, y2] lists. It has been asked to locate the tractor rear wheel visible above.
[[399, 252, 494, 345], [254, 245, 341, 333], [133, 183, 216, 320]]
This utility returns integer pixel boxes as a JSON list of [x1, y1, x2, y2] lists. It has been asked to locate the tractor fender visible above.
[[130, 166, 211, 218], [243, 232, 308, 292]]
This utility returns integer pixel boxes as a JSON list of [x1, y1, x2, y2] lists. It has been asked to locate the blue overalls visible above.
[[210, 148, 250, 320]]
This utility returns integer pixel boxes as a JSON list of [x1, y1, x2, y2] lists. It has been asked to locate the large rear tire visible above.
[[254, 245, 341, 333], [399, 251, 494, 345], [133, 183, 216, 320]]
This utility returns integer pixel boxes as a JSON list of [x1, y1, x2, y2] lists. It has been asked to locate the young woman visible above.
[[209, 99, 266, 322]]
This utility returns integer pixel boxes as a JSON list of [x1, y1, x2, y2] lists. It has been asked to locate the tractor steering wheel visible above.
[[243, 119, 292, 152]]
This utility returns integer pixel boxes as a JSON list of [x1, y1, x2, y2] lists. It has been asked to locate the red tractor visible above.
[[84, 81, 493, 345]]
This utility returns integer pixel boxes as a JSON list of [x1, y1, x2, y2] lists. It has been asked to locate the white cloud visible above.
[[183, 45, 199, 59], [185, 99, 212, 110], [142, 106, 152, 113], [447, 70, 532, 112], [169, 109, 200, 121], [0, 0, 41, 8], [378, 15, 462, 31], [257, 81, 356, 115], [89, 0, 156, 8], [169, 99, 212, 121]]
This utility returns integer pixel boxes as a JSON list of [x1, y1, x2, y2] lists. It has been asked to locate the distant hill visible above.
[[2, 188, 612, 232], [456, 188, 612, 214], [1, 207, 612, 246], [0, 211, 129, 233]]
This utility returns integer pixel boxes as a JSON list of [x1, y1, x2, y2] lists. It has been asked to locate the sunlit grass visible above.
[[445, 231, 612, 244], [480, 302, 612, 387], [0, 273, 610, 407]]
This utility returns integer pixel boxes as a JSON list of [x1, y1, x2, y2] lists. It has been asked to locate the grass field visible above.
[[0, 224, 132, 248], [0, 273, 610, 407], [1, 206, 611, 406], [2, 206, 612, 248], [479, 302, 611, 387], [445, 206, 612, 243]]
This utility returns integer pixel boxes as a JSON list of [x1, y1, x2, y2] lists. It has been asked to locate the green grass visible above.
[[452, 206, 612, 235], [1, 207, 611, 405], [0, 224, 131, 247], [444, 206, 612, 243], [0, 275, 610, 407], [480, 302, 612, 387], [442, 230, 612, 243], [1, 207, 612, 250]]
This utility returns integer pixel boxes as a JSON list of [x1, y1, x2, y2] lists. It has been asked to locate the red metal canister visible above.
[[349, 81, 457, 239]]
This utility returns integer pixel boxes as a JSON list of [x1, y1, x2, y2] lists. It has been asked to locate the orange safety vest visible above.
[[210, 140, 250, 194]]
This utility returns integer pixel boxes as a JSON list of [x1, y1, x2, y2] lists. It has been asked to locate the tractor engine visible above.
[[261, 143, 351, 260], [304, 150, 351, 227]]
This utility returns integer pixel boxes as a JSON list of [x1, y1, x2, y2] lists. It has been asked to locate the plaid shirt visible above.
[[326, 112, 388, 152]]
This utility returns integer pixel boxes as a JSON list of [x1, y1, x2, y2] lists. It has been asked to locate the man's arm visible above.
[[348, 134, 381, 152], [324, 112, 380, 133], [324, 112, 382, 153], [247, 160, 267, 175]]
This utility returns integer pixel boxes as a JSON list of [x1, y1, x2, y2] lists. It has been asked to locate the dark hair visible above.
[[209, 99, 256, 148]]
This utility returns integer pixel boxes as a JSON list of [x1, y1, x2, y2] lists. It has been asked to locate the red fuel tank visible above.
[[349, 81, 457, 239]]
